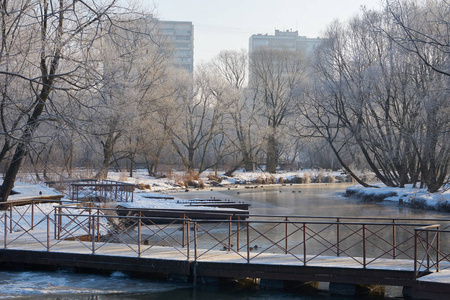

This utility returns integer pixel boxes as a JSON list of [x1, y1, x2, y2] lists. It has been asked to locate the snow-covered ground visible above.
[[346, 184, 450, 212], [4, 181, 63, 201], [107, 169, 355, 192], [3, 169, 449, 214]]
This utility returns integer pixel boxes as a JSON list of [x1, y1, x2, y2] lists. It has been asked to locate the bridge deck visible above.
[[1, 233, 450, 300], [0, 232, 419, 268]]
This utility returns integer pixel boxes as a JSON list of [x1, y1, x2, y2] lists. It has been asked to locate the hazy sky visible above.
[[153, 0, 383, 66]]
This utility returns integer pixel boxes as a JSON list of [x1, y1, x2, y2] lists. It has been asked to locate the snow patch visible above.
[[346, 184, 450, 212]]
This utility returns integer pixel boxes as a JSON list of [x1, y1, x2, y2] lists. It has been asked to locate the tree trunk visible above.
[[0, 84, 51, 202], [266, 133, 277, 173]]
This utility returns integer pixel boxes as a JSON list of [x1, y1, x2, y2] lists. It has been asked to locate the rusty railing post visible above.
[[47, 214, 50, 251], [363, 224, 366, 268], [336, 218, 340, 257], [303, 223, 307, 266], [186, 220, 190, 260], [228, 215, 232, 250], [88, 207, 92, 237], [31, 201, 34, 230], [426, 230, 430, 271], [182, 214, 186, 248], [97, 209, 100, 242], [9, 204, 12, 233], [392, 219, 396, 259], [436, 226, 440, 272], [91, 211, 95, 255], [53, 207, 57, 240], [4, 213, 7, 249], [58, 207, 62, 240], [194, 222, 198, 261], [138, 213, 142, 257], [246, 221, 250, 263], [285, 217, 288, 254], [236, 216, 240, 252], [414, 229, 418, 279]]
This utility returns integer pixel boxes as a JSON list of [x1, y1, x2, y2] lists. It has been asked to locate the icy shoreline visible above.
[[346, 184, 450, 213]]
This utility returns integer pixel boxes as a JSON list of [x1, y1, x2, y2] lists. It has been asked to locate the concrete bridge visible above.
[[1, 201, 449, 299]]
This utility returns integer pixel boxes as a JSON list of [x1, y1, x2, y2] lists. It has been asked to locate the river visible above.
[[1, 183, 448, 299]]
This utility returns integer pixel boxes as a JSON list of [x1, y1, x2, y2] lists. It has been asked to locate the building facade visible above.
[[249, 29, 321, 56], [158, 20, 194, 73]]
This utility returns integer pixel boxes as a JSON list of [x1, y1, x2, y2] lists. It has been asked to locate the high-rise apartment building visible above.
[[158, 20, 194, 73], [249, 29, 321, 56]]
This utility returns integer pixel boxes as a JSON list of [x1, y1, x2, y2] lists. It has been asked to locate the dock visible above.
[[1, 201, 450, 299]]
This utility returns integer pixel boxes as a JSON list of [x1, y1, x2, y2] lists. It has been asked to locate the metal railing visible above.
[[414, 224, 450, 279], [70, 180, 135, 202], [1, 202, 449, 279]]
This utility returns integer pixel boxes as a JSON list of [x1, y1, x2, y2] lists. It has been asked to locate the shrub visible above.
[[316, 171, 324, 183], [437, 200, 450, 213], [409, 197, 427, 209], [304, 172, 311, 184], [118, 172, 128, 182], [267, 176, 276, 184], [207, 173, 221, 183]]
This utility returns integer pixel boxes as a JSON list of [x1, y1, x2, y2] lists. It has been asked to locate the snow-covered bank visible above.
[[106, 169, 358, 193], [346, 184, 450, 213]]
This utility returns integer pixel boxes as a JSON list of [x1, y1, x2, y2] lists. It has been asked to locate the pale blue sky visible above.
[[152, 0, 383, 65]]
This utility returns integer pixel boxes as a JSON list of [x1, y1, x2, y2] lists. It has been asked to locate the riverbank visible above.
[[346, 184, 450, 213], [106, 169, 362, 193]]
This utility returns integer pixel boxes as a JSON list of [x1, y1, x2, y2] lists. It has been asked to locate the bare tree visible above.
[[386, 0, 450, 77], [87, 16, 171, 179], [249, 48, 306, 173], [0, 0, 122, 201], [169, 66, 225, 174], [303, 2, 449, 192], [210, 50, 263, 175]]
